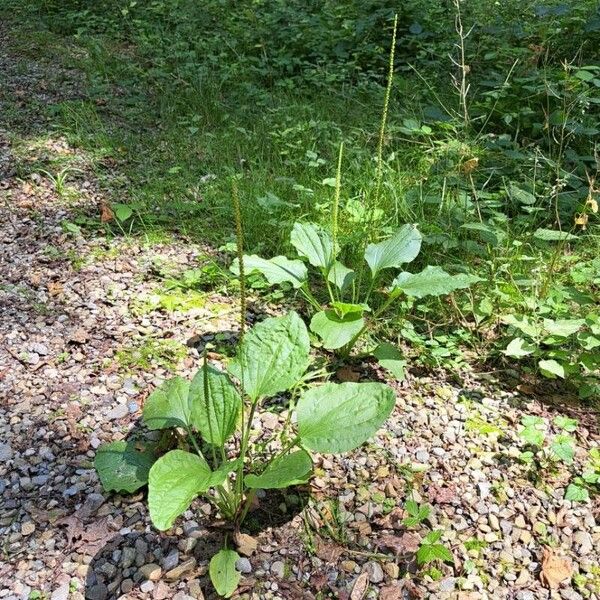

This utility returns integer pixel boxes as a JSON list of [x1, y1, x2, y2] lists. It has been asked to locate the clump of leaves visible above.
[[233, 220, 480, 375], [95, 312, 395, 597], [516, 414, 598, 502], [518, 415, 578, 467], [502, 311, 600, 399]]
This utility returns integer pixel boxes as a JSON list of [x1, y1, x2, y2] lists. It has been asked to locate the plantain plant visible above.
[[232, 221, 482, 375], [94, 311, 396, 597]]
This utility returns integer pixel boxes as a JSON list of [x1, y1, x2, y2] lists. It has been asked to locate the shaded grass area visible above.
[[1, 1, 599, 398]]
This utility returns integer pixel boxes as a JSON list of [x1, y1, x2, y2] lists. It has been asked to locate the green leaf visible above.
[[543, 319, 584, 337], [405, 499, 419, 517], [533, 228, 578, 242], [417, 543, 454, 565], [365, 224, 422, 277], [550, 435, 575, 464], [297, 382, 395, 453], [229, 312, 310, 402], [502, 314, 542, 338], [565, 483, 589, 502], [553, 416, 578, 432], [95, 440, 156, 493], [245, 450, 313, 489], [538, 359, 565, 379], [331, 302, 370, 318], [503, 337, 535, 358], [373, 343, 407, 381], [508, 184, 536, 205], [142, 377, 191, 430], [310, 310, 364, 350], [209, 458, 241, 488], [148, 450, 213, 530], [391, 266, 482, 298], [519, 416, 546, 446], [423, 530, 443, 544], [231, 255, 307, 289], [189, 365, 241, 445], [290, 222, 336, 269], [327, 261, 355, 291], [114, 204, 134, 221], [209, 549, 241, 598]]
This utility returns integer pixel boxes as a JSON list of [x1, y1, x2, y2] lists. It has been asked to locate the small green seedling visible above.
[[403, 499, 431, 528], [416, 530, 454, 566]]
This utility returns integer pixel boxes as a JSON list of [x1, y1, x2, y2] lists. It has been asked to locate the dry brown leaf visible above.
[[69, 328, 89, 344], [47, 281, 63, 296], [427, 483, 458, 505], [377, 533, 420, 556], [574, 213, 588, 229], [540, 547, 572, 589], [379, 584, 403, 600], [461, 157, 479, 174], [234, 531, 258, 557], [315, 539, 344, 563], [309, 572, 329, 592], [58, 515, 115, 555], [349, 571, 369, 600], [586, 197, 598, 213], [100, 201, 114, 223]]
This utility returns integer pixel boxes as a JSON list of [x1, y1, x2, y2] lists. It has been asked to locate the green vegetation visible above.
[[95, 312, 395, 596], [1, 0, 599, 595], [2, 0, 597, 397]]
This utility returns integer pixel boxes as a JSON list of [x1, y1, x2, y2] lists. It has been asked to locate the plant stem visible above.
[[232, 181, 246, 338]]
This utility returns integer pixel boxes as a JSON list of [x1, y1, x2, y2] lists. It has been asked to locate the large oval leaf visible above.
[[209, 549, 241, 598], [95, 440, 156, 494], [310, 309, 364, 350], [390, 266, 482, 299], [190, 365, 241, 445], [142, 376, 191, 430], [297, 382, 395, 453], [148, 450, 213, 530], [290, 222, 337, 269], [364, 224, 422, 277], [231, 255, 307, 289], [245, 449, 313, 489], [228, 312, 310, 402]]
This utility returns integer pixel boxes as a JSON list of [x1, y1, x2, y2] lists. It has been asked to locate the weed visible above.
[[115, 338, 187, 371]]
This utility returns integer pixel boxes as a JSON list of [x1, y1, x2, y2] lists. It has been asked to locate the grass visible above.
[[1, 0, 599, 398]]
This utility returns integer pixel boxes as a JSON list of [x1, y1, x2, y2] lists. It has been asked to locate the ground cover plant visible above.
[[95, 311, 396, 596]]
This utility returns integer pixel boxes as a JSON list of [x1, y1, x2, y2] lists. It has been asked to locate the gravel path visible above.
[[1, 19, 599, 600]]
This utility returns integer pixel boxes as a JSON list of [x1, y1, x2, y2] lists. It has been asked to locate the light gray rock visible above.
[[236, 557, 252, 574]]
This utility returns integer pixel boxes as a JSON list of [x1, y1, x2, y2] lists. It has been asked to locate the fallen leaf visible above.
[[540, 547, 572, 589], [461, 157, 479, 174], [377, 533, 420, 557], [379, 584, 403, 600], [315, 539, 344, 563], [309, 572, 329, 592], [57, 515, 115, 555], [100, 201, 114, 223], [349, 572, 369, 600], [69, 328, 89, 344], [234, 531, 258, 557], [47, 282, 63, 296]]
